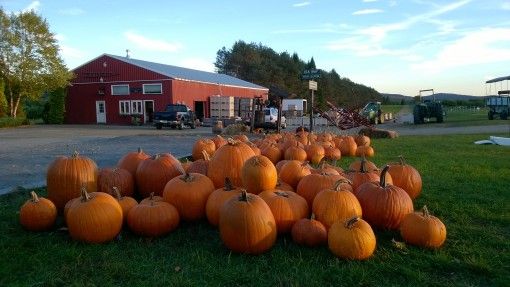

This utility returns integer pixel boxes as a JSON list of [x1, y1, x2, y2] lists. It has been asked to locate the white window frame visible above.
[[119, 100, 131, 115], [112, 84, 130, 95], [143, 83, 162, 94], [131, 100, 143, 115]]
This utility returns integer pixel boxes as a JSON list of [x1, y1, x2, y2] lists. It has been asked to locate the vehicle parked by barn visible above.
[[153, 104, 196, 130]]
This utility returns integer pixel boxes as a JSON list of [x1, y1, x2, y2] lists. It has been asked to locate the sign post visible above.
[[301, 69, 321, 132]]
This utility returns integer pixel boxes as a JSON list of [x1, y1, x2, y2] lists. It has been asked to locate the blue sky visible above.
[[3, 0, 510, 96]]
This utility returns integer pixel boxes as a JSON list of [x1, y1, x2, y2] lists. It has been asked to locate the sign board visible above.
[[301, 69, 321, 80], [308, 80, 317, 91]]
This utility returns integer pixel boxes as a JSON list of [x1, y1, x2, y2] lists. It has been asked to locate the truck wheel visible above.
[[488, 111, 494, 120], [413, 106, 422, 124], [178, 122, 184, 130], [436, 106, 444, 123], [156, 124, 162, 130], [501, 111, 508, 120], [190, 122, 196, 129]]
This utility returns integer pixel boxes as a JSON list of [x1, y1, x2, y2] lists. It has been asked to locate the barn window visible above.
[[143, 83, 162, 94], [119, 101, 131, 115], [112, 85, 130, 95], [131, 100, 143, 115]]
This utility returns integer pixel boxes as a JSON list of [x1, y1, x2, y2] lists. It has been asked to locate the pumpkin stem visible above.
[[333, 179, 351, 191], [380, 165, 390, 187], [224, 177, 234, 191], [239, 190, 248, 202], [112, 187, 122, 200], [202, 150, 210, 161], [310, 213, 316, 220], [152, 154, 160, 160], [275, 191, 289, 198], [359, 157, 367, 173], [345, 216, 360, 229], [422, 205, 430, 217], [227, 138, 237, 145], [398, 155, 406, 166], [80, 187, 91, 202], [72, 150, 79, 158], [137, 147, 143, 154], [30, 191, 39, 203]]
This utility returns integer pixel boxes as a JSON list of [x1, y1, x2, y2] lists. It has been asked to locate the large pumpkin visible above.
[[163, 172, 215, 221], [47, 151, 98, 211], [219, 191, 277, 254], [296, 173, 351, 207], [205, 178, 243, 226], [19, 191, 57, 231], [259, 190, 309, 234], [312, 180, 362, 230], [356, 166, 414, 230], [304, 142, 325, 165], [261, 143, 282, 164], [117, 147, 150, 177], [400, 205, 446, 249], [207, 139, 255, 188], [241, 155, 277, 195], [66, 188, 123, 243], [291, 217, 328, 247], [350, 159, 387, 193], [97, 167, 134, 197], [127, 198, 180, 237], [387, 156, 423, 199], [192, 138, 216, 160], [136, 153, 182, 198], [284, 143, 307, 161], [278, 160, 311, 189], [328, 217, 376, 260]]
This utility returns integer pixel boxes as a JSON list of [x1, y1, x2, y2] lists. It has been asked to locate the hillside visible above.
[[382, 92, 481, 103]]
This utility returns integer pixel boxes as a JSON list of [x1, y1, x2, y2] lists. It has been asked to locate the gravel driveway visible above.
[[1, 123, 508, 195]]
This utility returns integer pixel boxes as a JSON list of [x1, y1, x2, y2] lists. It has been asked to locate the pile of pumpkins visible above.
[[19, 130, 446, 260]]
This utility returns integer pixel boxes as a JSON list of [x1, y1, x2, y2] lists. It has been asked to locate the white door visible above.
[[95, 101, 106, 123]]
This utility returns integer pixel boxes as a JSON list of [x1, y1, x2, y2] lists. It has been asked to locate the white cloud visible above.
[[272, 23, 350, 34], [58, 8, 85, 16], [179, 58, 215, 72], [293, 2, 311, 7], [352, 9, 384, 15], [502, 2, 510, 10], [411, 28, 510, 73], [22, 1, 40, 12], [124, 31, 183, 53]]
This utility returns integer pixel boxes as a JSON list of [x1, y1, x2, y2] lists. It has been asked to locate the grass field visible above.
[[1, 134, 509, 286]]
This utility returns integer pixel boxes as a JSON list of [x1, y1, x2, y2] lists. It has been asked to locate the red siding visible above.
[[66, 54, 268, 124]]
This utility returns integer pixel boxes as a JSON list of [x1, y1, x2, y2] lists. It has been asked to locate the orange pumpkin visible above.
[[205, 178, 243, 226], [261, 143, 282, 164], [355, 134, 370, 147], [19, 191, 57, 231], [339, 136, 357, 157], [296, 173, 351, 207], [207, 139, 255, 188], [66, 188, 123, 243], [355, 145, 375, 157], [356, 166, 414, 230], [348, 157, 378, 172], [241, 155, 277, 195], [219, 191, 277, 254], [304, 143, 325, 165], [291, 216, 328, 247], [192, 138, 216, 160], [259, 190, 309, 234], [275, 179, 294, 192], [163, 172, 215, 221], [279, 160, 311, 189], [187, 150, 211, 175], [47, 151, 98, 211], [97, 167, 134, 197], [350, 159, 386, 193], [328, 217, 376, 260], [117, 147, 150, 177], [135, 153, 182, 198], [127, 198, 180, 237], [140, 192, 164, 204], [312, 180, 362, 230], [284, 144, 308, 161], [400, 205, 446, 249], [112, 187, 137, 224], [211, 135, 228, 149], [233, 134, 250, 143], [387, 156, 423, 200]]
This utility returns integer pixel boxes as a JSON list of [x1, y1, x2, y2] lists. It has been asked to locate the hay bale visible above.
[[359, 127, 398, 139], [223, 123, 249, 135]]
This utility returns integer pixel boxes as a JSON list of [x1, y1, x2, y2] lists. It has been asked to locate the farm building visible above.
[[65, 54, 268, 125]]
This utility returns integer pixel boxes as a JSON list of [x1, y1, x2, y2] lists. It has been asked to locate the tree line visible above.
[[214, 41, 382, 110]]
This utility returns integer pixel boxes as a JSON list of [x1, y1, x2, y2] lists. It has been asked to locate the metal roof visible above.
[[486, 75, 510, 83], [105, 54, 267, 90]]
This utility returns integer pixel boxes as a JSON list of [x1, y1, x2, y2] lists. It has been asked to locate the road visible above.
[[1, 123, 508, 194]]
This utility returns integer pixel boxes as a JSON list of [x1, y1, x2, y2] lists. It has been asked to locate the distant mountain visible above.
[[381, 93, 412, 103], [381, 92, 481, 103]]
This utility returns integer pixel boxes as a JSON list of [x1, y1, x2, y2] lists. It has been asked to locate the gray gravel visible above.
[[1, 122, 509, 195]]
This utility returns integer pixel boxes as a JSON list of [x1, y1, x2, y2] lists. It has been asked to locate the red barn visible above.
[[66, 54, 268, 125]]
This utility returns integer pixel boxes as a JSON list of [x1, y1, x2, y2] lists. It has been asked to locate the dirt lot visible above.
[[1, 123, 508, 194]]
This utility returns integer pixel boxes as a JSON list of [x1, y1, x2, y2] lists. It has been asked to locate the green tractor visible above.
[[360, 101, 383, 124], [413, 89, 444, 124]]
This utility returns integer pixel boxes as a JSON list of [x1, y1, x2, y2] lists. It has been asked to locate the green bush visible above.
[[0, 116, 29, 128], [43, 88, 66, 124], [0, 80, 7, 117]]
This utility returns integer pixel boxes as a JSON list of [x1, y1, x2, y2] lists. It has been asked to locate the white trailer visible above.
[[282, 99, 307, 117]]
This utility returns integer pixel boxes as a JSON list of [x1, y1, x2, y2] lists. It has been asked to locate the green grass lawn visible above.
[[382, 104, 405, 115], [443, 108, 509, 127], [1, 134, 509, 286]]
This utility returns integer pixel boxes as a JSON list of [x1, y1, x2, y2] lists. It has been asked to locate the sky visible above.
[[2, 0, 510, 97]]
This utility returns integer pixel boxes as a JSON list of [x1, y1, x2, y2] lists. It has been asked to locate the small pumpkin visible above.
[[284, 143, 308, 161], [339, 136, 357, 157], [400, 205, 446, 249], [278, 160, 311, 189], [211, 135, 228, 149], [187, 150, 211, 175], [127, 196, 180, 237], [241, 155, 277, 195], [117, 147, 150, 177], [261, 143, 282, 164], [348, 157, 378, 172], [291, 216, 328, 247], [19, 191, 57, 231], [387, 156, 423, 199], [259, 190, 309, 234], [328, 217, 376, 260], [66, 188, 123, 243], [97, 167, 134, 197], [355, 145, 375, 157], [112, 187, 137, 224], [355, 134, 371, 147], [356, 166, 414, 230], [205, 178, 243, 226], [192, 138, 216, 160], [219, 191, 277, 254], [312, 180, 362, 230], [163, 171, 215, 221], [350, 158, 387, 193]]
